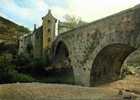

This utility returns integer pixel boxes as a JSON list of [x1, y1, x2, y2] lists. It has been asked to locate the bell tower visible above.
[[42, 10, 57, 55]]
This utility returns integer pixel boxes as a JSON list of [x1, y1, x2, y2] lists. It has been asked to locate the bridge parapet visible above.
[[52, 5, 140, 86]]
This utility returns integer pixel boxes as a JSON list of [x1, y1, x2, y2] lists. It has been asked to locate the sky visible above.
[[0, 0, 140, 30]]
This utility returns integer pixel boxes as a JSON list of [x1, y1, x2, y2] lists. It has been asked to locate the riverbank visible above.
[[0, 75, 139, 100]]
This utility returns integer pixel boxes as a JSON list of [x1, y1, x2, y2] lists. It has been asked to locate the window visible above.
[[48, 29, 51, 32], [48, 20, 51, 23], [83, 68, 86, 71], [36, 34, 39, 39], [48, 37, 51, 42]]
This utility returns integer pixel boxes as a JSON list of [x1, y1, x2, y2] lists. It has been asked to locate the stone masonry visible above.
[[52, 5, 140, 86], [18, 5, 140, 86]]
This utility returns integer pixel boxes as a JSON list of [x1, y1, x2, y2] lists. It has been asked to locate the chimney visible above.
[[34, 24, 36, 30]]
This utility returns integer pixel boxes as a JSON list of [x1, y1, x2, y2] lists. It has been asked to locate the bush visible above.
[[0, 55, 35, 83], [9, 71, 35, 82], [13, 54, 31, 66]]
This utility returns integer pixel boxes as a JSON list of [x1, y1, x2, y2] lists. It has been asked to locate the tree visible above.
[[16, 26, 30, 34], [63, 14, 87, 29]]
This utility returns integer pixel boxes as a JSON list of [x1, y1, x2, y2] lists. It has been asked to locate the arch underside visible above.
[[90, 43, 136, 86], [51, 41, 74, 84], [53, 41, 70, 66]]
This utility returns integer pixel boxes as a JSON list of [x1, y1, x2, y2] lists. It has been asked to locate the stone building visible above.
[[42, 10, 57, 55], [18, 10, 56, 59], [18, 33, 33, 58], [18, 10, 70, 59]]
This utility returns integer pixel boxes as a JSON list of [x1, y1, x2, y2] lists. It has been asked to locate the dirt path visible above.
[[0, 75, 139, 100]]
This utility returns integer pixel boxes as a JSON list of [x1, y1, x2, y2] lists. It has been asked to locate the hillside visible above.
[[0, 16, 30, 43]]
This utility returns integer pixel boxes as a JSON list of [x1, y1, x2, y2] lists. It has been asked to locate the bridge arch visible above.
[[54, 41, 69, 60], [51, 40, 75, 84], [90, 43, 136, 86]]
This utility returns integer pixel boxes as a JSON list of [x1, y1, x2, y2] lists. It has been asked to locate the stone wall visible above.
[[18, 33, 33, 58], [19, 10, 57, 59], [32, 27, 43, 58], [52, 5, 140, 86]]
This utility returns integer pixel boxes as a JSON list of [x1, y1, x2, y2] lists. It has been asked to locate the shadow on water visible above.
[[42, 68, 75, 84], [23, 67, 75, 85]]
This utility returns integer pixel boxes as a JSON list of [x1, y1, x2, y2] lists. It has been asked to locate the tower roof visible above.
[[42, 9, 57, 21]]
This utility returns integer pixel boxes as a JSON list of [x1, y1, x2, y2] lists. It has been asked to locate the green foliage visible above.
[[16, 25, 30, 33], [0, 43, 18, 55], [30, 48, 51, 68], [26, 43, 33, 54], [9, 71, 35, 82], [0, 55, 35, 83], [120, 63, 140, 79], [30, 57, 49, 71], [31, 58, 45, 67], [126, 63, 140, 68], [13, 54, 49, 76], [14, 54, 31, 66]]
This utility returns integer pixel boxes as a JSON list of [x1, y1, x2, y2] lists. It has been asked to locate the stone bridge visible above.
[[51, 5, 140, 86]]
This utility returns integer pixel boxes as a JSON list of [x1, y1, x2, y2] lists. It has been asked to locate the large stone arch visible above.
[[48, 5, 140, 86], [90, 43, 136, 86], [51, 40, 75, 84]]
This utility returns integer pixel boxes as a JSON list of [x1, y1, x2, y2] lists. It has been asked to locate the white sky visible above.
[[0, 0, 140, 29], [66, 0, 140, 22]]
